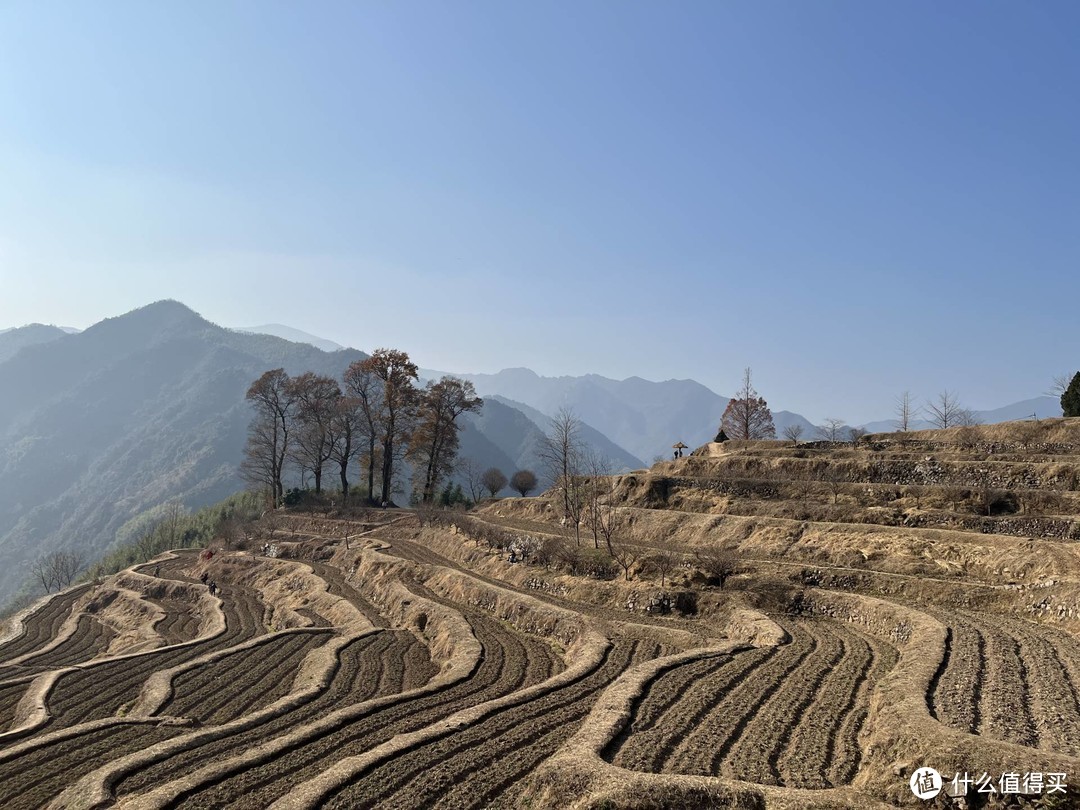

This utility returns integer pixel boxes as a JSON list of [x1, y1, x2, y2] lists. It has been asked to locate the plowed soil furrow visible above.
[[44, 579, 270, 729], [0, 723, 181, 810], [399, 631, 440, 691], [0, 680, 29, 732], [115, 630, 432, 796], [328, 640, 660, 810], [826, 636, 899, 786], [150, 598, 202, 644], [617, 656, 720, 732], [989, 617, 1080, 760], [162, 610, 557, 810], [606, 647, 776, 773], [776, 623, 872, 788], [668, 623, 815, 777], [929, 616, 983, 733], [16, 614, 116, 673], [0, 585, 90, 667], [308, 560, 387, 628], [999, 619, 1080, 754], [957, 613, 1037, 748], [164, 631, 332, 724], [721, 621, 843, 786], [660, 626, 812, 777]]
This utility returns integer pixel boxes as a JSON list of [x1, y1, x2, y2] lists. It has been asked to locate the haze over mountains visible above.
[[0, 303, 641, 602], [0, 302, 1062, 603]]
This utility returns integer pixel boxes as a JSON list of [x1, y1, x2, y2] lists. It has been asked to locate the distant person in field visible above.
[[208, 581, 217, 596]]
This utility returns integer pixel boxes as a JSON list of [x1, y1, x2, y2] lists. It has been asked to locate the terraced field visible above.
[[608, 619, 898, 788], [0, 585, 93, 670], [5, 422, 1080, 808]]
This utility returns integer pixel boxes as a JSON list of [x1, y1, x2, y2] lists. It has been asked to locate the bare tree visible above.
[[1047, 374, 1073, 399], [782, 424, 804, 445], [720, 368, 776, 439], [32, 550, 84, 593], [327, 395, 364, 499], [289, 372, 342, 493], [539, 408, 587, 544], [408, 376, 483, 503], [342, 360, 381, 502], [136, 527, 159, 562], [30, 555, 54, 593], [460, 458, 488, 506], [481, 467, 508, 498], [595, 503, 625, 557], [818, 467, 845, 504], [510, 469, 538, 497], [161, 500, 188, 549], [357, 349, 420, 505], [584, 452, 615, 549], [694, 545, 739, 588], [241, 369, 295, 507], [816, 418, 846, 443], [848, 426, 868, 447], [51, 551, 83, 589], [955, 408, 982, 427], [894, 391, 918, 432], [926, 391, 963, 430], [609, 536, 642, 581], [955, 425, 980, 449], [646, 538, 681, 588]]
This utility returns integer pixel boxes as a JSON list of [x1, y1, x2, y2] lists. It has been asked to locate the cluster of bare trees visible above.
[[242, 349, 482, 506], [31, 550, 84, 594], [894, 390, 981, 431]]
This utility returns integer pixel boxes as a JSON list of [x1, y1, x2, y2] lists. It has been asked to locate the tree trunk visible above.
[[381, 429, 394, 505], [367, 438, 376, 504]]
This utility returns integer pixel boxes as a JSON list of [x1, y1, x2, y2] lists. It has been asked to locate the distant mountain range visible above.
[[0, 304, 640, 602], [233, 324, 344, 353], [0, 324, 76, 364], [0, 307, 1061, 603], [238, 323, 1064, 460]]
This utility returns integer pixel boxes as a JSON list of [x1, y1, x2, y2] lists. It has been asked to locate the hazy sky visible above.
[[1, 1, 1077, 423]]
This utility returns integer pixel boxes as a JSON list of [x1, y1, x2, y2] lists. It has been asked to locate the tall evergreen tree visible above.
[[1063, 372, 1080, 418]]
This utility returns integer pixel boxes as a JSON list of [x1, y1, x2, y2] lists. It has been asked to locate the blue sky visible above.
[[0, 1, 1077, 423]]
